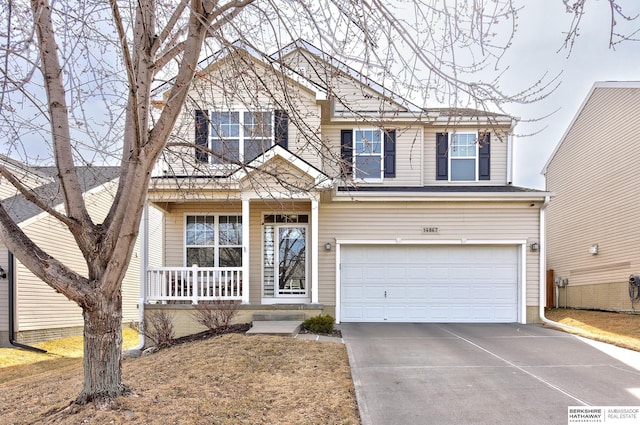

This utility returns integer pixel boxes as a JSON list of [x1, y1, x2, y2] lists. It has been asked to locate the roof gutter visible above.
[[537, 196, 582, 332], [8, 251, 47, 353]]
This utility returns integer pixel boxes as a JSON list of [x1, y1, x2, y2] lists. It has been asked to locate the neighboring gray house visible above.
[[141, 39, 550, 337], [543, 81, 640, 312], [0, 158, 143, 345]]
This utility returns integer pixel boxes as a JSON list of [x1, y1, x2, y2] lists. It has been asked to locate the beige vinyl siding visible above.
[[546, 86, 640, 311], [0, 170, 50, 200], [317, 201, 541, 308], [0, 243, 8, 333], [238, 157, 318, 193], [0, 180, 19, 200], [161, 55, 323, 177], [16, 180, 140, 331], [279, 48, 409, 114], [423, 128, 509, 185], [321, 125, 423, 185]]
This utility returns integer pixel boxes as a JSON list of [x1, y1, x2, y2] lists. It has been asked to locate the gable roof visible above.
[[154, 38, 512, 125], [1, 166, 120, 224], [541, 81, 640, 176], [272, 39, 423, 113], [230, 144, 332, 189], [153, 39, 327, 102]]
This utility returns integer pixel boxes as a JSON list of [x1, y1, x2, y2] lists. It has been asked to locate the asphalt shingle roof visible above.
[[1, 166, 120, 223]]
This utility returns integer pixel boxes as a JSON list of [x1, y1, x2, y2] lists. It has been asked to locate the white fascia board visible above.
[[331, 191, 552, 202], [330, 110, 432, 123], [431, 115, 513, 127]]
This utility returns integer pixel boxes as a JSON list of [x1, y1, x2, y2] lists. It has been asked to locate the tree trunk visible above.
[[76, 291, 129, 405]]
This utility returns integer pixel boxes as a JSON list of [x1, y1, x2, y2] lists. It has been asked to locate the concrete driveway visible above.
[[341, 323, 640, 425]]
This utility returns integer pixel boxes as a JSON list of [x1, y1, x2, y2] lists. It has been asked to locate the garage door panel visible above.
[[341, 245, 519, 323]]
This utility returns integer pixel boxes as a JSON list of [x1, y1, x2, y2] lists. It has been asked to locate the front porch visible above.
[[141, 196, 321, 306], [142, 147, 334, 316]]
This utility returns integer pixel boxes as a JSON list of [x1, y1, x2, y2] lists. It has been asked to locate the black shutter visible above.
[[478, 132, 490, 180], [383, 129, 396, 178], [436, 132, 448, 180], [195, 109, 209, 163], [340, 130, 353, 177], [274, 109, 289, 149]]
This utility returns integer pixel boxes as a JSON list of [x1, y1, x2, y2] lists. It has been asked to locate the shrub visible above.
[[130, 310, 175, 349], [192, 300, 239, 330], [302, 314, 335, 334]]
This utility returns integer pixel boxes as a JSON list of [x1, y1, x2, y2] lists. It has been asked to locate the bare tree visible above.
[[0, 0, 636, 409]]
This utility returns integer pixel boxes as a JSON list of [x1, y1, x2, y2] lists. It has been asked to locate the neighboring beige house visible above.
[[143, 40, 550, 335], [0, 158, 144, 346], [543, 81, 640, 312]]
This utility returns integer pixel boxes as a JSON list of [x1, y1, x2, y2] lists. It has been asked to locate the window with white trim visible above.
[[210, 111, 273, 164], [449, 133, 478, 181], [185, 215, 242, 267], [354, 129, 383, 180]]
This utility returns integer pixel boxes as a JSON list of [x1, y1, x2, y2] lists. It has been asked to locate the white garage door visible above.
[[340, 245, 519, 323]]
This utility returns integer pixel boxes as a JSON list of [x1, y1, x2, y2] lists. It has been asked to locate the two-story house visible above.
[[142, 40, 550, 333]]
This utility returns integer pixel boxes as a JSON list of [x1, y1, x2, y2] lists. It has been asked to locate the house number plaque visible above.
[[422, 227, 439, 234]]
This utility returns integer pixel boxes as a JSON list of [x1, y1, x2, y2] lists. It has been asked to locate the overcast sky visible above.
[[503, 2, 640, 189]]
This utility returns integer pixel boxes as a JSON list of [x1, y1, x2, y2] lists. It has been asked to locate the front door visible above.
[[277, 226, 307, 297], [262, 213, 310, 302]]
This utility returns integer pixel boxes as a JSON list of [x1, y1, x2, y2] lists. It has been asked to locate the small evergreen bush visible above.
[[302, 314, 335, 334]]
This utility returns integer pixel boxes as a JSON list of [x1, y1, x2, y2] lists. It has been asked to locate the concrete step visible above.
[[251, 312, 306, 322], [245, 320, 303, 337]]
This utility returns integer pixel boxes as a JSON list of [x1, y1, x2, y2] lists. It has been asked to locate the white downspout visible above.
[[310, 197, 319, 304], [506, 133, 513, 184], [537, 195, 581, 332], [133, 201, 149, 351]]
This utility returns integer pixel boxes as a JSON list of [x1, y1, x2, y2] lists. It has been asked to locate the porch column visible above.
[[241, 198, 250, 304], [311, 197, 319, 304]]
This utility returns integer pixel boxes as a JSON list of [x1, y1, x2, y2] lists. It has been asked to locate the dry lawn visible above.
[[0, 334, 359, 425], [0, 329, 140, 370], [546, 308, 640, 352]]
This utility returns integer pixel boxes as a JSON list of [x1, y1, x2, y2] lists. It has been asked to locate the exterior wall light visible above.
[[324, 242, 332, 251], [530, 242, 539, 252], [589, 244, 599, 255]]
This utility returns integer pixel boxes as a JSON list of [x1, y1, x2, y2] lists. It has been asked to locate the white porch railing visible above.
[[146, 266, 243, 304]]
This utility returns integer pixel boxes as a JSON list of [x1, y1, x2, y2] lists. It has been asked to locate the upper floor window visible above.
[[195, 109, 289, 165], [436, 131, 490, 182], [450, 133, 477, 181], [341, 128, 396, 181], [211, 111, 272, 164], [354, 129, 383, 180]]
